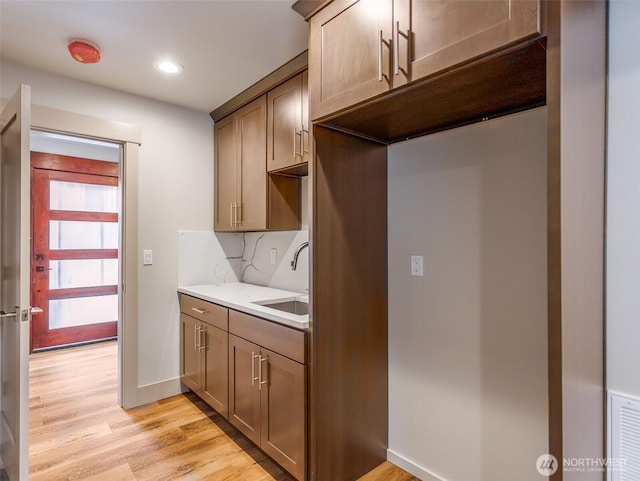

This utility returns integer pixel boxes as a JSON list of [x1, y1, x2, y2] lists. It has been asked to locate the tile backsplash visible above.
[[177, 230, 309, 293], [241, 230, 309, 292]]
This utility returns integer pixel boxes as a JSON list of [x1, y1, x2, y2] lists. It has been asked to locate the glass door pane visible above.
[[49, 259, 118, 289], [50, 180, 118, 213], [49, 220, 118, 249], [49, 295, 118, 330]]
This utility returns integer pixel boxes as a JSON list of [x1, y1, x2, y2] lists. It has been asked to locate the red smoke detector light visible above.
[[68, 40, 101, 64]]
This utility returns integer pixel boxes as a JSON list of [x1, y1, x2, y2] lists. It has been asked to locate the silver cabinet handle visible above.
[[259, 355, 269, 390], [394, 20, 400, 76], [302, 128, 309, 155], [251, 352, 260, 386], [194, 325, 200, 351], [378, 29, 384, 82], [199, 326, 206, 351], [230, 202, 235, 228], [294, 128, 302, 157], [191, 307, 207, 315], [236, 203, 241, 226]]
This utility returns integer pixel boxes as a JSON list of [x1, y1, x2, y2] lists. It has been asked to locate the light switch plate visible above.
[[411, 255, 423, 276], [270, 248, 277, 265], [143, 249, 153, 266]]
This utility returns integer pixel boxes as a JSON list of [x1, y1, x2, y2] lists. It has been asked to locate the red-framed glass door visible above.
[[31, 152, 119, 351]]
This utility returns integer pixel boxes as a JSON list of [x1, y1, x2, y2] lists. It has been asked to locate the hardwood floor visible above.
[[29, 341, 417, 481]]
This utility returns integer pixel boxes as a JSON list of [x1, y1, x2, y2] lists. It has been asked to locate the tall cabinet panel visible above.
[[310, 127, 388, 481]]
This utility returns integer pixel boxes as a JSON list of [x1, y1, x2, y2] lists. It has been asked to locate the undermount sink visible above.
[[260, 299, 309, 316]]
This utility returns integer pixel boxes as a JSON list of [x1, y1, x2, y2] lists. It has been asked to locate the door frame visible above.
[[0, 84, 31, 481], [30, 155, 120, 351], [29, 104, 141, 409]]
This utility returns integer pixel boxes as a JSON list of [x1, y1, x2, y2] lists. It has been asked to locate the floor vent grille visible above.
[[609, 391, 640, 481]]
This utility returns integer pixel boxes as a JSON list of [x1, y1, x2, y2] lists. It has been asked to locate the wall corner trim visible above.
[[137, 377, 184, 406], [387, 450, 448, 481]]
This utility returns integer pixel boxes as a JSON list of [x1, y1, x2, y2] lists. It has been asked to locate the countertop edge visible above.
[[177, 284, 309, 331]]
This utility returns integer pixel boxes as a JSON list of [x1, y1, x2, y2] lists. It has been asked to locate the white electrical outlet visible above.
[[411, 255, 423, 276], [143, 249, 153, 266], [270, 248, 277, 265]]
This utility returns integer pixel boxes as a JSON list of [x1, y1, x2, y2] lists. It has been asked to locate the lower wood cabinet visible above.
[[180, 295, 229, 419], [200, 322, 229, 415], [229, 333, 306, 481], [180, 295, 307, 480]]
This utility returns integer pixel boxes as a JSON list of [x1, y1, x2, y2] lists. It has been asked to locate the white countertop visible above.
[[177, 282, 309, 330]]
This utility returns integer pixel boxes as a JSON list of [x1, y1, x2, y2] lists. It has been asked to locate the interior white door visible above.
[[0, 85, 32, 481]]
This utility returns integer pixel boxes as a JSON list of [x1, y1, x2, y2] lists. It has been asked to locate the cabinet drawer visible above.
[[229, 310, 307, 364], [180, 295, 228, 331]]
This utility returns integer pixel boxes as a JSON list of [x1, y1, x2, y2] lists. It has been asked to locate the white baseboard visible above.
[[136, 377, 184, 405], [387, 449, 448, 481]]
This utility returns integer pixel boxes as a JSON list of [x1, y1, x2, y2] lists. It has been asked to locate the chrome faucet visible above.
[[291, 241, 309, 271]]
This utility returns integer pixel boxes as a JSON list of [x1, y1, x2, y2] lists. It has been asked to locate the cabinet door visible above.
[[228, 334, 261, 445], [237, 96, 267, 231], [214, 114, 238, 232], [394, 0, 542, 87], [267, 74, 303, 172], [180, 314, 201, 394], [260, 349, 306, 481], [201, 324, 229, 419], [308, 0, 392, 120]]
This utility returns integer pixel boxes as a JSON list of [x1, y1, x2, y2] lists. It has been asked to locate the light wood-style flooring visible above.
[[29, 341, 418, 481]]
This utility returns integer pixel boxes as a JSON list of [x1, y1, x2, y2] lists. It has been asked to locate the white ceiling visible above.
[[0, 0, 309, 113]]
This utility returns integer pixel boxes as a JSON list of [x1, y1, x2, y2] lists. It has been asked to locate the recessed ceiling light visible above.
[[154, 59, 183, 75]]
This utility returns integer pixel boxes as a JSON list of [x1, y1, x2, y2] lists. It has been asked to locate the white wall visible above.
[[31, 131, 121, 162], [388, 108, 548, 481], [178, 177, 309, 293], [607, 0, 640, 399], [1, 60, 214, 394]]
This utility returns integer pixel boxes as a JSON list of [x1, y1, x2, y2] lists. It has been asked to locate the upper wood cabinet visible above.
[[267, 72, 310, 172], [214, 96, 267, 232], [214, 114, 236, 230], [309, 0, 392, 121], [215, 96, 301, 232], [308, 0, 542, 120]]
